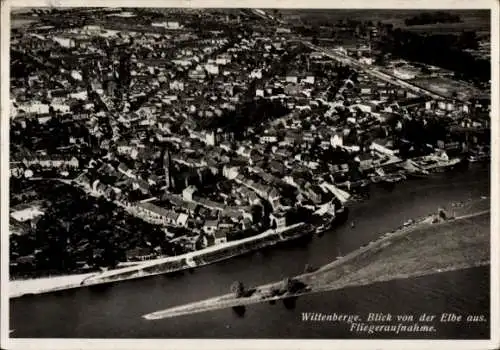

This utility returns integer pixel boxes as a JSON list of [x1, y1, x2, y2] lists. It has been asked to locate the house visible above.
[[135, 202, 181, 226], [117, 141, 134, 155], [126, 247, 155, 262], [22, 156, 79, 169], [10, 205, 45, 222], [285, 72, 299, 84], [301, 73, 315, 84], [330, 133, 343, 148], [204, 130, 216, 146], [214, 230, 228, 245], [259, 134, 278, 143], [268, 188, 281, 207], [236, 146, 252, 158], [189, 66, 206, 80], [169, 80, 185, 91], [360, 87, 372, 95], [176, 213, 189, 227], [222, 165, 239, 180], [216, 54, 231, 65], [270, 211, 287, 229], [359, 57, 373, 65], [269, 160, 285, 175], [242, 218, 253, 230], [53, 36, 75, 48], [355, 153, 374, 170], [205, 63, 219, 75], [10, 163, 24, 178], [276, 27, 291, 34], [133, 179, 150, 194], [370, 139, 398, 157], [203, 220, 219, 235], [182, 185, 198, 201], [117, 163, 136, 179], [75, 173, 91, 188], [305, 186, 323, 204], [247, 191, 260, 205]]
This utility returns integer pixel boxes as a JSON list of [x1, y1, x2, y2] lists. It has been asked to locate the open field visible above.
[[10, 18, 38, 29], [278, 9, 490, 37], [385, 11, 490, 34], [410, 76, 485, 101], [401, 22, 490, 36], [308, 211, 489, 288]]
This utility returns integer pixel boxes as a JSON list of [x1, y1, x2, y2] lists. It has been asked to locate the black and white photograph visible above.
[[1, 1, 498, 349]]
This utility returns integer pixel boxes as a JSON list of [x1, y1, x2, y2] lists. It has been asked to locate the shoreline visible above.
[[9, 159, 485, 299], [9, 222, 314, 298], [9, 195, 488, 298], [143, 209, 490, 320]]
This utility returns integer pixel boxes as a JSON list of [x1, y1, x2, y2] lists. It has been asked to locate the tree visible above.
[[438, 208, 448, 221], [459, 31, 479, 50], [270, 219, 277, 230], [304, 264, 316, 273], [230, 281, 245, 298], [282, 277, 307, 294]]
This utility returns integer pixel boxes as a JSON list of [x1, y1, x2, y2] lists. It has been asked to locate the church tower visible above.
[[164, 149, 173, 191]]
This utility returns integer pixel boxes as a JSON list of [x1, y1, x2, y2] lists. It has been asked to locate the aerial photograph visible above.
[[6, 6, 492, 342]]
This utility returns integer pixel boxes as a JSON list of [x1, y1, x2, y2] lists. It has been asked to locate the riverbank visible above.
[[10, 167, 491, 338], [143, 205, 490, 320], [9, 222, 313, 298]]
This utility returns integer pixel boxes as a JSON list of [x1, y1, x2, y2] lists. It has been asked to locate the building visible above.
[[126, 247, 155, 262], [204, 63, 219, 75], [22, 156, 80, 169], [330, 133, 343, 148], [260, 134, 278, 143], [203, 220, 219, 235], [270, 211, 287, 229], [152, 21, 181, 29], [134, 202, 188, 227], [169, 80, 184, 91], [182, 185, 197, 201], [370, 139, 398, 157], [355, 153, 374, 170], [205, 130, 216, 146], [392, 65, 420, 80], [214, 230, 228, 245], [285, 72, 299, 84], [301, 74, 315, 84]]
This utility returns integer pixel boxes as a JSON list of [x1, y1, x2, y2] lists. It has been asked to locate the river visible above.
[[10, 163, 490, 339]]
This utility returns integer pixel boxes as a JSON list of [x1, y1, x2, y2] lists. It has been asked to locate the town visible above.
[[9, 8, 490, 282]]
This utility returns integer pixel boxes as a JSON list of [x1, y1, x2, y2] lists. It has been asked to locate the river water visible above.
[[10, 164, 491, 339]]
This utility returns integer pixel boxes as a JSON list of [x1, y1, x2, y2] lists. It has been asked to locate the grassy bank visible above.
[[143, 207, 490, 320]]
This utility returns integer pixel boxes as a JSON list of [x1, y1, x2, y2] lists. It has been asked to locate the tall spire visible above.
[[164, 149, 174, 191]]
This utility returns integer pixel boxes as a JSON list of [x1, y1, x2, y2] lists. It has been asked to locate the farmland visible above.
[[279, 9, 490, 35]]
